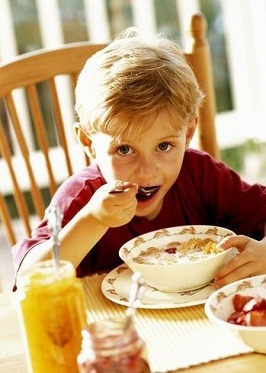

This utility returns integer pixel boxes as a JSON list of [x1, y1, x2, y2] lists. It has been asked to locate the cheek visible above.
[[166, 150, 185, 178], [97, 158, 127, 183], [110, 158, 131, 179], [96, 156, 116, 182], [112, 155, 135, 169]]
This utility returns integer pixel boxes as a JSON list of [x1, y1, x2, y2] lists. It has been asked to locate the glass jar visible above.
[[77, 318, 150, 373], [16, 260, 87, 373]]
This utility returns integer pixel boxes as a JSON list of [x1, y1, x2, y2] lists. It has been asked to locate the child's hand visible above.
[[87, 181, 138, 228], [215, 235, 266, 289]]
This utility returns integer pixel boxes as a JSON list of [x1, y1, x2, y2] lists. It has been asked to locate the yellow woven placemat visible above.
[[82, 274, 252, 372]]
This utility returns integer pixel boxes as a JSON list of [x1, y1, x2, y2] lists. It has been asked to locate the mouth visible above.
[[136, 186, 160, 201]]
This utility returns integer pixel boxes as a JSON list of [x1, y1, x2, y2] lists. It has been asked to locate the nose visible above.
[[135, 154, 158, 180]]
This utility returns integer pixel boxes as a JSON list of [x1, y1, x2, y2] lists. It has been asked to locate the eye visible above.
[[117, 145, 133, 155], [157, 142, 172, 152]]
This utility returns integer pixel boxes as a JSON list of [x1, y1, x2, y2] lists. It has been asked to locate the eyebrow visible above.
[[116, 134, 181, 143]]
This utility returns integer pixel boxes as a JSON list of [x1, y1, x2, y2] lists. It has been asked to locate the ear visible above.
[[185, 116, 198, 149], [73, 123, 95, 158]]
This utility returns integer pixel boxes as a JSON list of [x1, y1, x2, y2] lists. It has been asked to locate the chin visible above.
[[135, 201, 163, 220]]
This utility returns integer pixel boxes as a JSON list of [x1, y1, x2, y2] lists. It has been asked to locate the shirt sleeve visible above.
[[12, 166, 104, 275]]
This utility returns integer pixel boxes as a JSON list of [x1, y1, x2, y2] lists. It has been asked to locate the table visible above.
[[1, 275, 266, 373]]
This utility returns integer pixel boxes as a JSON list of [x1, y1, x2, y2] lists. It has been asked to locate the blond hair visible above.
[[75, 29, 204, 137]]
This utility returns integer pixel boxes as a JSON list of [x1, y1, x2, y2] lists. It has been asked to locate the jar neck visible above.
[[17, 260, 76, 291], [82, 318, 143, 356]]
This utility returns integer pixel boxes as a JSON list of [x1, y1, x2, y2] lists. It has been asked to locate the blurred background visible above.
[[0, 0, 266, 290]]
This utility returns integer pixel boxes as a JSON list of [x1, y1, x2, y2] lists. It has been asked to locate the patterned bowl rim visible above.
[[205, 274, 266, 331], [119, 224, 236, 267]]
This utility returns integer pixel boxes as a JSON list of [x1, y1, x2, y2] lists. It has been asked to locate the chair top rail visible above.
[[0, 42, 108, 95]]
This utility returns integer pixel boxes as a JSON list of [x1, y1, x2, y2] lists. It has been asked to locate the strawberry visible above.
[[232, 294, 254, 312], [165, 247, 177, 254]]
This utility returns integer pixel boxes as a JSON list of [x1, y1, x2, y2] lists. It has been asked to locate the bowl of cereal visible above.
[[119, 225, 236, 292], [205, 275, 266, 353]]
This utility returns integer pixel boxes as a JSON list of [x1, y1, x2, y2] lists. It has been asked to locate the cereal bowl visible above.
[[119, 225, 236, 292], [205, 275, 266, 353]]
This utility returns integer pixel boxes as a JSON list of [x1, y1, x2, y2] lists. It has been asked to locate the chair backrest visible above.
[[0, 13, 218, 246]]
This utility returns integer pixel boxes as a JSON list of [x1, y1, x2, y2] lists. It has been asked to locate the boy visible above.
[[13, 30, 266, 289]]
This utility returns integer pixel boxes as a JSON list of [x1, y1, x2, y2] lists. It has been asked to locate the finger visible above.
[[110, 186, 138, 205], [110, 181, 138, 193], [215, 251, 251, 280], [217, 235, 250, 252], [118, 197, 138, 210], [122, 204, 137, 217], [113, 203, 137, 223], [123, 183, 138, 194], [111, 193, 137, 209], [215, 261, 257, 288]]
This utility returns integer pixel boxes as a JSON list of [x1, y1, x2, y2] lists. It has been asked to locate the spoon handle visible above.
[[109, 188, 124, 194], [47, 206, 63, 276], [124, 272, 145, 331]]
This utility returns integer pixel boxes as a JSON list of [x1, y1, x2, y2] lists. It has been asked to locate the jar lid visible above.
[[17, 260, 75, 290]]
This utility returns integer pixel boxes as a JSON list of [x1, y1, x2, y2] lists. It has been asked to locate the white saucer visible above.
[[101, 264, 217, 309]]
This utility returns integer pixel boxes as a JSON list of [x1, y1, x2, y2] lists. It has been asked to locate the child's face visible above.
[[89, 110, 196, 220]]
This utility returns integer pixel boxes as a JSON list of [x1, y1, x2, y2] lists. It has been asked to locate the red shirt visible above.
[[12, 149, 266, 277]]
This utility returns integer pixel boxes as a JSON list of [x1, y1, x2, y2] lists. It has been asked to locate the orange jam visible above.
[[17, 260, 87, 373]]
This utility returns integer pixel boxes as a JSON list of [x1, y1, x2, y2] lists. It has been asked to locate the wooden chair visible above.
[[0, 13, 219, 247]]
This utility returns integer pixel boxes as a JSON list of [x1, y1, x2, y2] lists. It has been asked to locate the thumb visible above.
[[217, 234, 250, 253]]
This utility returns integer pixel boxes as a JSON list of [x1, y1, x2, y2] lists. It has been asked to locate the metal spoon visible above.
[[109, 188, 124, 194], [124, 272, 145, 331], [138, 186, 159, 195], [110, 186, 158, 195], [47, 206, 63, 276]]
